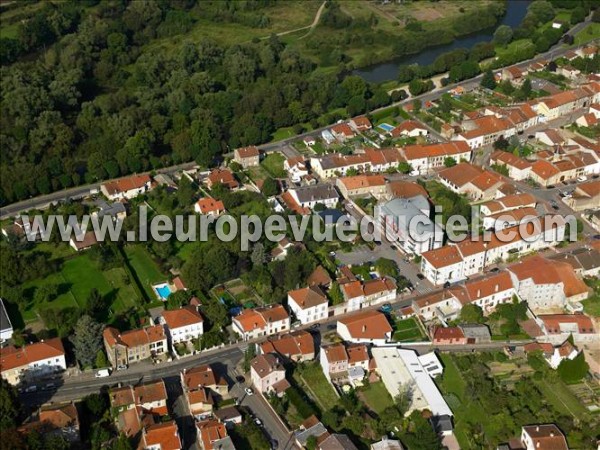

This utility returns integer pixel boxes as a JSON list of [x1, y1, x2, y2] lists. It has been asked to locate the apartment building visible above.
[[103, 325, 167, 368]]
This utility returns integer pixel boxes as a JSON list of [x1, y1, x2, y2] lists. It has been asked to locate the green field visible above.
[[359, 381, 394, 415], [574, 22, 600, 45], [21, 254, 140, 323], [392, 317, 426, 342], [124, 245, 166, 300], [534, 378, 590, 418], [294, 362, 339, 410], [260, 153, 287, 178]]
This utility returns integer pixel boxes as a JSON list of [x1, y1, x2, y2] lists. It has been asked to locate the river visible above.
[[354, 0, 531, 84]]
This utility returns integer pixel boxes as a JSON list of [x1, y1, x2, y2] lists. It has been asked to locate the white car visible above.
[[577, 176, 587, 182], [245, 387, 254, 396]]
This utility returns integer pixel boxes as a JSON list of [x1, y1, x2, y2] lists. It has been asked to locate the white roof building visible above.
[[372, 347, 452, 419]]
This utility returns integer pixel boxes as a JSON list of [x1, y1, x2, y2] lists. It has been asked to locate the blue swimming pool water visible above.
[[155, 284, 172, 299], [378, 123, 394, 132]]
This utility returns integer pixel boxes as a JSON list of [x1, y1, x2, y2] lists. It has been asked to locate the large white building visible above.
[[376, 196, 444, 255], [372, 347, 452, 427]]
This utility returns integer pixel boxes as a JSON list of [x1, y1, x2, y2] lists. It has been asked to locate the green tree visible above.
[[397, 162, 413, 174], [0, 379, 20, 429], [375, 258, 399, 279], [328, 281, 343, 305], [444, 157, 457, 168], [480, 70, 497, 90], [95, 350, 109, 369], [261, 177, 278, 196], [242, 343, 257, 372], [459, 304, 486, 324], [176, 175, 195, 208], [557, 353, 589, 384], [71, 315, 104, 368], [166, 290, 192, 310], [493, 25, 513, 47]]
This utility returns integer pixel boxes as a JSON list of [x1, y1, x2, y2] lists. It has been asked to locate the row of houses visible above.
[[310, 141, 472, 178], [420, 215, 567, 285], [414, 249, 598, 324]]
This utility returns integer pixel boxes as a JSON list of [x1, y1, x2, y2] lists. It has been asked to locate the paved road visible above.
[[0, 162, 197, 220]]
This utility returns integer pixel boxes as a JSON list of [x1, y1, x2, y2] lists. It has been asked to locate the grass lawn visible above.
[[21, 241, 74, 261], [294, 363, 338, 410], [573, 22, 600, 45], [124, 245, 165, 300], [359, 381, 394, 415], [260, 153, 286, 178], [392, 317, 426, 342], [534, 378, 589, 418], [21, 254, 140, 323], [581, 296, 600, 317]]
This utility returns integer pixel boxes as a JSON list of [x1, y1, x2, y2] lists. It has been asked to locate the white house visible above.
[[232, 305, 290, 341], [0, 338, 66, 386], [287, 286, 328, 325], [288, 184, 339, 210], [340, 277, 397, 312], [520, 425, 568, 450], [284, 157, 309, 183], [508, 255, 588, 313], [101, 174, 152, 201], [160, 306, 204, 344], [250, 353, 289, 395], [0, 299, 13, 343]]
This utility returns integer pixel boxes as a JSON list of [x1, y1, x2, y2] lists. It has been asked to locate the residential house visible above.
[[337, 310, 393, 345], [548, 246, 600, 278], [319, 434, 359, 450], [459, 324, 491, 343], [576, 45, 598, 59], [524, 340, 579, 369], [233, 146, 260, 168], [376, 196, 444, 255], [321, 129, 336, 145], [520, 424, 568, 450], [489, 151, 532, 181], [480, 192, 537, 216], [536, 314, 596, 344], [536, 129, 565, 147], [336, 175, 387, 199], [0, 338, 66, 385], [93, 201, 127, 222], [320, 343, 369, 383], [340, 277, 397, 312], [206, 169, 239, 190], [140, 421, 182, 450], [287, 285, 328, 325], [232, 305, 290, 341], [287, 184, 339, 210], [194, 198, 225, 216], [134, 380, 169, 415], [1, 217, 43, 241], [533, 83, 600, 120], [250, 353, 289, 395], [196, 419, 235, 450], [69, 231, 98, 252], [390, 120, 428, 137], [438, 163, 505, 202], [160, 306, 204, 344], [181, 364, 229, 399], [320, 344, 349, 382], [307, 265, 333, 289], [284, 157, 309, 183], [401, 141, 472, 175], [560, 65, 581, 80], [303, 136, 316, 146], [294, 416, 330, 449], [371, 437, 405, 450], [331, 123, 355, 142], [349, 116, 372, 132], [502, 66, 526, 83], [385, 180, 428, 200], [258, 330, 315, 362], [420, 216, 567, 285], [412, 290, 463, 322], [0, 298, 13, 342], [450, 271, 515, 314], [36, 403, 80, 443], [101, 174, 152, 200], [576, 112, 598, 127], [508, 255, 589, 312], [214, 406, 242, 427], [529, 160, 562, 187], [432, 327, 467, 345], [103, 325, 167, 368], [564, 180, 600, 211]]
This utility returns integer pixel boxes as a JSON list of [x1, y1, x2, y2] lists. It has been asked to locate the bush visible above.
[[557, 353, 589, 384], [286, 386, 317, 419]]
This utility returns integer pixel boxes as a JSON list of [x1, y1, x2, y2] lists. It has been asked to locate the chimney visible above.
[[477, 289, 481, 297], [536, 442, 540, 448], [362, 325, 367, 333], [536, 426, 540, 432], [495, 284, 499, 292], [550, 432, 555, 437]]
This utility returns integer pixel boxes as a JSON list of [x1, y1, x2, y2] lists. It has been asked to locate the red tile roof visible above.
[[538, 314, 595, 334], [235, 146, 259, 159], [288, 285, 328, 309], [338, 310, 392, 340], [195, 198, 225, 214], [142, 421, 181, 450], [433, 327, 465, 341], [102, 174, 151, 196], [522, 425, 568, 450], [0, 338, 64, 372], [162, 306, 203, 329]]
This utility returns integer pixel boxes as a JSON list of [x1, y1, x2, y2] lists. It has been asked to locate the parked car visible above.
[[577, 175, 587, 182], [416, 273, 425, 280], [245, 387, 254, 396], [116, 364, 128, 371], [95, 369, 111, 378], [380, 303, 392, 313]]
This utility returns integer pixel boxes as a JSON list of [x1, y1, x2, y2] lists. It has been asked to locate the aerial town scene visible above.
[[0, 0, 599, 449]]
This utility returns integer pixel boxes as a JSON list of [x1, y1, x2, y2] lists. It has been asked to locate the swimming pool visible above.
[[378, 123, 395, 132], [153, 283, 172, 300]]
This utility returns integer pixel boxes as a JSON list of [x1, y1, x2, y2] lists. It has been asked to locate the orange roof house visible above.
[[194, 198, 225, 215], [206, 169, 239, 190], [337, 310, 393, 344]]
